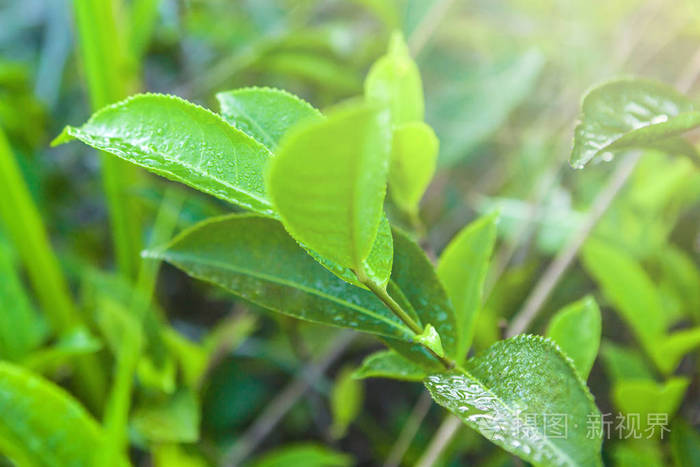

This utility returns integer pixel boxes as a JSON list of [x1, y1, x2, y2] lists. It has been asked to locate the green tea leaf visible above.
[[382, 228, 458, 366], [0, 361, 123, 466], [580, 239, 666, 368], [216, 87, 322, 149], [388, 121, 438, 216], [571, 79, 700, 168], [365, 31, 424, 125], [612, 377, 689, 435], [153, 214, 413, 340], [251, 443, 352, 467], [353, 349, 427, 381], [132, 389, 200, 443], [659, 327, 700, 373], [437, 213, 498, 362], [599, 341, 654, 383], [52, 94, 276, 216], [546, 296, 601, 379], [612, 440, 664, 467], [267, 100, 391, 283], [330, 366, 364, 439], [425, 335, 602, 467]]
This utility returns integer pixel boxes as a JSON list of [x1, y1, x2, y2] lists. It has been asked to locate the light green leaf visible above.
[[437, 213, 498, 362], [580, 239, 666, 369], [0, 361, 124, 466], [612, 440, 664, 467], [612, 377, 689, 435], [131, 389, 200, 443], [365, 31, 424, 125], [330, 366, 364, 439], [571, 79, 700, 168], [52, 94, 276, 216], [425, 335, 602, 467], [546, 296, 601, 379], [266, 100, 391, 283], [415, 324, 445, 358], [659, 327, 700, 373], [152, 214, 413, 340], [599, 341, 654, 383], [216, 87, 322, 149], [388, 121, 438, 216], [251, 443, 352, 467], [655, 245, 700, 322], [353, 349, 427, 381]]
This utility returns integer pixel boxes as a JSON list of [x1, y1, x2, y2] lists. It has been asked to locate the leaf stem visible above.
[[362, 278, 454, 369]]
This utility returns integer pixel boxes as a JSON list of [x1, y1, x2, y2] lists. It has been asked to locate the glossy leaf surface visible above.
[[267, 101, 391, 282], [216, 87, 322, 149], [53, 94, 276, 216], [571, 79, 700, 168], [546, 296, 601, 379], [365, 31, 424, 125], [437, 213, 498, 361], [0, 361, 120, 466], [425, 335, 602, 467], [388, 121, 438, 216], [152, 214, 413, 340]]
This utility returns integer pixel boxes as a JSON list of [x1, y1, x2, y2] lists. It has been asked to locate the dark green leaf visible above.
[[571, 79, 700, 168], [670, 419, 700, 467], [52, 94, 276, 216], [437, 213, 498, 362], [425, 335, 602, 467], [152, 214, 413, 340], [546, 296, 601, 379], [216, 87, 322, 149]]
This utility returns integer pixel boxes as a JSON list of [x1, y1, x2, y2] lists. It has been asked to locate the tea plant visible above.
[[2, 1, 700, 465]]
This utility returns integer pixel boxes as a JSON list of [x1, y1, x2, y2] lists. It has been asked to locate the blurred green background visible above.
[[1, 0, 699, 466]]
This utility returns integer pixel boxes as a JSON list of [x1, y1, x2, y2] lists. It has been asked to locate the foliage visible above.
[[1, 1, 699, 466]]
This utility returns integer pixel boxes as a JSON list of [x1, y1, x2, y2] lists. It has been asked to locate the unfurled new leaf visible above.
[[353, 349, 427, 381], [365, 31, 424, 125], [216, 87, 322, 149], [267, 101, 392, 284], [388, 121, 438, 216], [437, 213, 498, 362], [546, 296, 601, 379], [0, 361, 124, 466], [52, 94, 276, 216], [425, 335, 602, 467], [571, 79, 700, 168], [152, 214, 413, 340]]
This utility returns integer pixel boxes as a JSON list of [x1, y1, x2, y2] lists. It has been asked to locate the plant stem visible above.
[[0, 126, 106, 410], [363, 278, 455, 369], [73, 0, 142, 280]]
